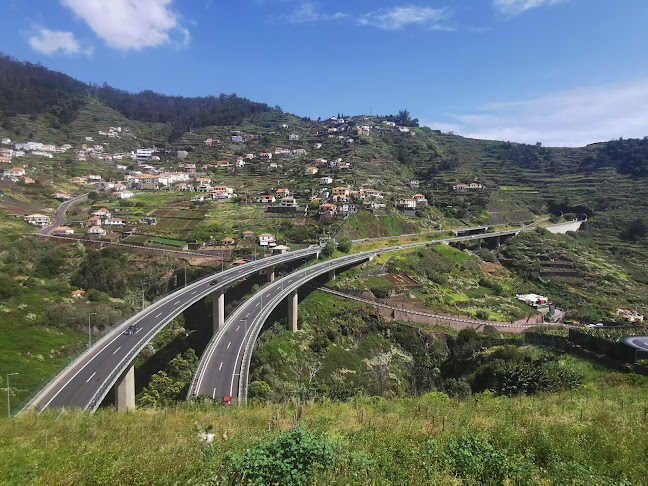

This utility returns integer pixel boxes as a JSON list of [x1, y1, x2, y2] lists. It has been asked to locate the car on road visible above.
[[364, 238, 370, 241], [123, 324, 139, 335], [209, 279, 218, 285]]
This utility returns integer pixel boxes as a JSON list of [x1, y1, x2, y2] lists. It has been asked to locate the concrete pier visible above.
[[115, 365, 135, 411]]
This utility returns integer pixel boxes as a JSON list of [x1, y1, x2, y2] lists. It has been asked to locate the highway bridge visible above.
[[24, 221, 565, 413], [21, 247, 320, 413], [189, 228, 530, 404]]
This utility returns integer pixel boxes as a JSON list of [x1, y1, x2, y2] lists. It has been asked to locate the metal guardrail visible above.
[[21, 247, 320, 414], [237, 254, 375, 400]]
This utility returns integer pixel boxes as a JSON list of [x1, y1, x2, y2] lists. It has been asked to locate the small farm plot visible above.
[[155, 218, 199, 230], [151, 209, 205, 219]]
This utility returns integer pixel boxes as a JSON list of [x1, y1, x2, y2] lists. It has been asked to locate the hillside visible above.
[[1, 57, 648, 416]]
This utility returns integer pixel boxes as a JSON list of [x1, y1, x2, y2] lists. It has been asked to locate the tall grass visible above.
[[1, 383, 646, 484]]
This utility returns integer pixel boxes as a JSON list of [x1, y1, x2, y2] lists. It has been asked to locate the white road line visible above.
[[256, 302, 259, 306], [136, 327, 143, 334], [191, 290, 198, 295], [227, 341, 231, 349], [236, 326, 240, 332], [219, 362, 223, 371], [86, 372, 96, 383], [112, 346, 121, 355], [39, 328, 128, 411], [174, 300, 181, 306], [245, 313, 250, 318], [155, 312, 162, 318], [265, 293, 270, 297]]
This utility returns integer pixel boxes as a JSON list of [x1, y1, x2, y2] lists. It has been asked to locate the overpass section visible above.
[[21, 247, 319, 414], [189, 228, 528, 403]]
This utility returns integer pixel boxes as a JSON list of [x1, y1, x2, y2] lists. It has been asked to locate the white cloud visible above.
[[493, 0, 567, 16], [357, 6, 452, 31], [431, 80, 648, 147], [28, 28, 90, 56], [61, 0, 189, 50], [282, 2, 346, 24]]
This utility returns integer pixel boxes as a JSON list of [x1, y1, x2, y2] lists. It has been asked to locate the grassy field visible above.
[[1, 379, 646, 484]]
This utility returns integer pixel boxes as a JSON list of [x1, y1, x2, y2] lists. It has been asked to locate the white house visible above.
[[320, 176, 333, 185], [25, 214, 51, 226], [258, 233, 276, 246], [105, 218, 124, 226], [114, 190, 134, 199], [397, 198, 417, 209], [3, 167, 25, 177], [87, 225, 107, 236], [258, 195, 276, 204], [51, 226, 74, 236], [280, 197, 297, 207], [305, 166, 319, 175]]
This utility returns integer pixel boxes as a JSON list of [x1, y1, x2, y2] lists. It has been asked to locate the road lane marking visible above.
[[227, 341, 231, 349], [191, 291, 198, 295], [112, 347, 121, 355], [155, 312, 162, 318], [174, 300, 181, 306], [245, 313, 250, 318], [256, 302, 259, 306], [39, 328, 128, 411], [86, 372, 96, 383], [236, 326, 240, 332], [219, 362, 223, 371], [136, 327, 142, 334]]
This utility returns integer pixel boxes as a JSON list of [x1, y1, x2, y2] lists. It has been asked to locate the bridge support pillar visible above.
[[495, 235, 501, 247], [266, 265, 275, 282], [115, 365, 135, 412], [213, 288, 225, 333], [328, 269, 335, 281], [288, 290, 298, 332]]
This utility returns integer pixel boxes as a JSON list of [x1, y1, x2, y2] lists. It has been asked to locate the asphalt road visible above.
[[192, 228, 538, 402], [192, 254, 371, 400], [27, 247, 319, 412], [37, 193, 88, 235]]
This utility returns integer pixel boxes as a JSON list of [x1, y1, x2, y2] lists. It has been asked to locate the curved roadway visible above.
[[190, 228, 528, 402], [24, 247, 319, 413], [38, 193, 88, 235]]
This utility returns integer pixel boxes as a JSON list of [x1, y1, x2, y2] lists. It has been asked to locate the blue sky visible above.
[[2, 0, 648, 146]]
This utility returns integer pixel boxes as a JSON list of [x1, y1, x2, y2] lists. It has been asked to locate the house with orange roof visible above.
[[3, 167, 25, 177], [258, 233, 276, 246], [397, 198, 417, 209], [413, 194, 428, 205], [318, 203, 337, 217], [305, 166, 319, 175], [72, 289, 85, 298]]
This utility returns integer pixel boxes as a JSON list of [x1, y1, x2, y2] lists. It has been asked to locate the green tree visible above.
[[322, 240, 336, 257], [248, 380, 272, 401], [337, 236, 352, 253]]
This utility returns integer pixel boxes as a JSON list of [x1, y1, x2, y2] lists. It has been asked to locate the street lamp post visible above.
[[141, 282, 148, 310], [6, 372, 18, 418], [88, 312, 97, 347]]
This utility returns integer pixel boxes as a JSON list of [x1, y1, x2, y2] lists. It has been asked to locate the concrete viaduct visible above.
[[23, 221, 570, 413]]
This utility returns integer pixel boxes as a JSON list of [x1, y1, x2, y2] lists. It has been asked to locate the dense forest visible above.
[[0, 54, 275, 140]]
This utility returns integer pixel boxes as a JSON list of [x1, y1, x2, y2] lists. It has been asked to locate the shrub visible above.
[[248, 380, 272, 401], [225, 427, 335, 485]]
